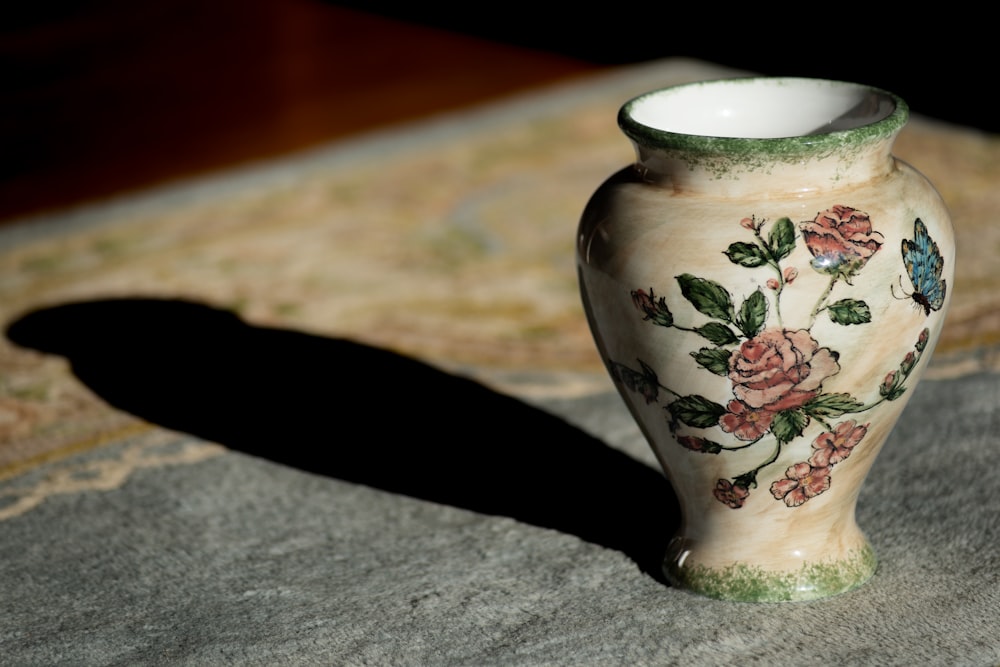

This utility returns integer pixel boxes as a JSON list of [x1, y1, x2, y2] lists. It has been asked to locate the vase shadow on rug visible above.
[[6, 297, 677, 583]]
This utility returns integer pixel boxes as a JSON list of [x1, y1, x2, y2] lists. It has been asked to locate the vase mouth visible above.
[[619, 77, 907, 154]]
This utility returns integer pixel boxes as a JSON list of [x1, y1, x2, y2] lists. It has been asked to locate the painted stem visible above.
[[808, 276, 839, 328]]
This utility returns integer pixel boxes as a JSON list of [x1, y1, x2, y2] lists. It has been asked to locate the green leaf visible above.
[[724, 242, 769, 268], [690, 347, 732, 376], [676, 274, 734, 322], [827, 299, 871, 325], [767, 217, 796, 261], [771, 410, 809, 444], [667, 395, 727, 429], [804, 393, 865, 418], [732, 470, 759, 490], [735, 289, 768, 338], [886, 386, 906, 401], [694, 322, 740, 346]]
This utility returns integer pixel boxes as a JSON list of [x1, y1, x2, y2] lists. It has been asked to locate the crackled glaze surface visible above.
[[578, 78, 954, 601]]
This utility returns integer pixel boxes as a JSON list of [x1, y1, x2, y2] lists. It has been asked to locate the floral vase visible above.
[[576, 78, 953, 602]]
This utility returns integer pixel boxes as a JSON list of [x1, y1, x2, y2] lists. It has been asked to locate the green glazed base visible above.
[[663, 539, 878, 603]]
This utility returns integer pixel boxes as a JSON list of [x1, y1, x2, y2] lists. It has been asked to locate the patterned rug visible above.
[[3, 58, 999, 509], [2, 57, 999, 666]]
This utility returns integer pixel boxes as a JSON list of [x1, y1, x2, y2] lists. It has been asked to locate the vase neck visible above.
[[618, 77, 908, 197], [630, 134, 900, 196]]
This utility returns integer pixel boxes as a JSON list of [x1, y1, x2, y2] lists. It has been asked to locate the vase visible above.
[[576, 78, 953, 602]]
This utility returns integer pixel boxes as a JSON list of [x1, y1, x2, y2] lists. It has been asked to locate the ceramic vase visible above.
[[577, 78, 953, 602]]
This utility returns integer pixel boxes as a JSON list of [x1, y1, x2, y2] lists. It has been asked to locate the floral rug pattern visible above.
[[1, 60, 997, 505]]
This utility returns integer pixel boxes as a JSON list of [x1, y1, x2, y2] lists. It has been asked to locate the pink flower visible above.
[[740, 216, 758, 231], [808, 420, 869, 467], [727, 328, 840, 411], [631, 288, 653, 311], [766, 278, 780, 290], [916, 328, 930, 352], [900, 351, 916, 374], [714, 479, 750, 509], [800, 205, 884, 278], [677, 435, 702, 450], [677, 435, 721, 453], [630, 288, 673, 327], [719, 399, 774, 441], [783, 266, 798, 284], [770, 462, 832, 507], [880, 370, 899, 397]]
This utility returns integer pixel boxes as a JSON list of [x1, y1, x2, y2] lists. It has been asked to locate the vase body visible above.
[[577, 78, 954, 601]]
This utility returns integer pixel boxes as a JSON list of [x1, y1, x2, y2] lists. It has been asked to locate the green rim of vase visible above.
[[618, 77, 908, 160]]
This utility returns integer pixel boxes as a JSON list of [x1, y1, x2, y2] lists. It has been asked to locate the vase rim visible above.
[[619, 77, 908, 156]]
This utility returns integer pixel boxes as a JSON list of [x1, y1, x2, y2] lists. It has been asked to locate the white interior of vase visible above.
[[628, 79, 897, 138]]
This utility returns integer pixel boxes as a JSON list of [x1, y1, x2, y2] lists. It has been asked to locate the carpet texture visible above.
[[1, 58, 998, 664], [2, 352, 998, 664]]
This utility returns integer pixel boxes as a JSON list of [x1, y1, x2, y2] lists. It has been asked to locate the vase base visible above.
[[663, 538, 877, 602]]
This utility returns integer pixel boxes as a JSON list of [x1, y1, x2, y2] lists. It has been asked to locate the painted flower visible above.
[[879, 370, 902, 399], [783, 266, 798, 284], [799, 205, 884, 278], [900, 351, 916, 374], [766, 278, 780, 290], [727, 328, 840, 411], [770, 463, 832, 507], [714, 479, 750, 509], [719, 399, 774, 441], [740, 216, 760, 231], [631, 288, 673, 327], [916, 328, 930, 352], [677, 435, 723, 454], [808, 420, 869, 467], [609, 361, 659, 405]]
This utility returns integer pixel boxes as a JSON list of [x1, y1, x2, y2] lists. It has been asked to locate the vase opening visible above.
[[621, 78, 905, 144]]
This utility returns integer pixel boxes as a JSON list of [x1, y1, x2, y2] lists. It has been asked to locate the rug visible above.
[[2, 58, 999, 665]]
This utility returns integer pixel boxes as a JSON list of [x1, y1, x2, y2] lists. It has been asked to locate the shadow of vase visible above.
[[6, 297, 678, 581]]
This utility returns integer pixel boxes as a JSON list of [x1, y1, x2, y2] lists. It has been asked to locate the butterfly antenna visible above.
[[890, 275, 911, 301]]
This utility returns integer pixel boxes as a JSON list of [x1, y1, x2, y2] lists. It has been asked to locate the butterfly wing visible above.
[[901, 218, 946, 313]]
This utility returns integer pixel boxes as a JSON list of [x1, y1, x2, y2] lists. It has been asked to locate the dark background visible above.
[[342, 3, 991, 132], [2, 1, 992, 222]]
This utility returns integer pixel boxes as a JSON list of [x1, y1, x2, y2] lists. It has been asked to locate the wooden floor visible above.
[[1, 1, 597, 222]]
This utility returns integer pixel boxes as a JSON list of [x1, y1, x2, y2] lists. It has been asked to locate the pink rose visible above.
[[800, 205, 884, 278], [880, 370, 899, 397], [678, 435, 715, 452], [900, 351, 916, 374], [630, 288, 673, 327], [916, 328, 929, 352], [727, 328, 840, 411]]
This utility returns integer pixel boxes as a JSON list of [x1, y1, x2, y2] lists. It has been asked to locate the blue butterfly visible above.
[[898, 218, 946, 316]]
